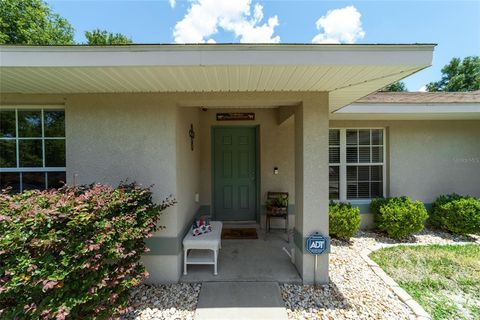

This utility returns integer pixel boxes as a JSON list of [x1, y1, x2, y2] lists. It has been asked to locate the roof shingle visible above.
[[356, 90, 480, 104]]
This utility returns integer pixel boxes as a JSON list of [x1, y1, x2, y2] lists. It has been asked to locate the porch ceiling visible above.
[[0, 44, 434, 111]]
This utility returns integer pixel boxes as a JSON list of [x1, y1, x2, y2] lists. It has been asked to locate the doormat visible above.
[[221, 228, 258, 240]]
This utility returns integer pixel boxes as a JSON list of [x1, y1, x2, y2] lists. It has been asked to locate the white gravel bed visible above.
[[355, 228, 479, 252], [281, 229, 479, 320], [122, 283, 201, 320]]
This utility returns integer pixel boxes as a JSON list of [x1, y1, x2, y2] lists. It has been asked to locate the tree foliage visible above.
[[381, 81, 408, 92], [426, 56, 480, 92], [85, 29, 132, 45], [0, 0, 74, 45]]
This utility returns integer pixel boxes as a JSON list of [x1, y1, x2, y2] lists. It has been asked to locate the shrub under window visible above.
[[430, 194, 480, 235], [329, 202, 361, 239], [0, 183, 175, 320], [371, 196, 428, 239]]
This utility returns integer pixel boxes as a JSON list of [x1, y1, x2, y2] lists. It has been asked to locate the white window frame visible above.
[[0, 105, 66, 191], [329, 127, 387, 202]]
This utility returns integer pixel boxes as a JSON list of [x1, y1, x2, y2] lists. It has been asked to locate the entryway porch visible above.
[[180, 226, 301, 283], [178, 94, 330, 284]]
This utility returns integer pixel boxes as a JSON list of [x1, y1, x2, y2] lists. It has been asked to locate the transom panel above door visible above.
[[213, 126, 258, 221]]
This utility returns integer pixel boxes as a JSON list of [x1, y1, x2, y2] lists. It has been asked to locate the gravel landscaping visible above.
[[281, 229, 479, 320], [122, 229, 479, 320], [121, 283, 201, 320]]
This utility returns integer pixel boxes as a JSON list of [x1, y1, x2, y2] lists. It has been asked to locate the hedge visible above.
[[0, 183, 175, 320], [430, 194, 480, 235], [329, 202, 361, 239], [371, 196, 428, 239]]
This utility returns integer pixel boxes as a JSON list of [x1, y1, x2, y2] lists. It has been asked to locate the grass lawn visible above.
[[370, 244, 480, 320]]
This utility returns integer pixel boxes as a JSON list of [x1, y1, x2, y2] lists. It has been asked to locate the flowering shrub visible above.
[[0, 183, 175, 320], [371, 196, 428, 239]]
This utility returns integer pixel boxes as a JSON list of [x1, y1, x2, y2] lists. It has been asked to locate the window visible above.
[[329, 129, 340, 200], [329, 128, 385, 200], [0, 108, 66, 192]]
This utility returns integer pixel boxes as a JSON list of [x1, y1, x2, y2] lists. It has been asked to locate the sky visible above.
[[47, 0, 480, 92]]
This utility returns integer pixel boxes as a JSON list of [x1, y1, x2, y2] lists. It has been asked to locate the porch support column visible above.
[[294, 93, 329, 284]]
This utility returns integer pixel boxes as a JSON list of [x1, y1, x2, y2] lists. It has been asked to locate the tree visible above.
[[85, 29, 132, 45], [0, 0, 74, 45], [426, 56, 480, 92], [381, 81, 408, 92]]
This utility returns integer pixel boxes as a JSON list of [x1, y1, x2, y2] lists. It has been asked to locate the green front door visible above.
[[213, 127, 257, 221]]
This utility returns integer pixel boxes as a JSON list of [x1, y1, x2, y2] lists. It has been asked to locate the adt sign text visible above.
[[306, 232, 329, 255]]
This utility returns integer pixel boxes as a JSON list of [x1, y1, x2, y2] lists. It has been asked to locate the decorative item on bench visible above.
[[191, 216, 212, 236]]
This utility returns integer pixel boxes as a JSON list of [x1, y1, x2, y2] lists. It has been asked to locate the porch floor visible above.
[[180, 226, 301, 283]]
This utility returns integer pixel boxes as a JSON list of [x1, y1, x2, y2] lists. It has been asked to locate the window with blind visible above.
[[0, 108, 66, 192], [329, 128, 385, 201], [329, 129, 340, 199]]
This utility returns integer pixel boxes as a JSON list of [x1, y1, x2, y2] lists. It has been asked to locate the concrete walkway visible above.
[[181, 229, 301, 283], [195, 282, 288, 320]]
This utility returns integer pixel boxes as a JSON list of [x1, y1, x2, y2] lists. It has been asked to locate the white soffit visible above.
[[0, 44, 434, 111], [332, 103, 480, 120]]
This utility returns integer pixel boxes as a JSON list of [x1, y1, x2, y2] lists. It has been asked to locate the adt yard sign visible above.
[[306, 232, 328, 255]]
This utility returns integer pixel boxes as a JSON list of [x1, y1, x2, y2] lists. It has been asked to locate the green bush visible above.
[[429, 193, 467, 228], [371, 196, 428, 239], [369, 197, 390, 217], [430, 194, 480, 235], [329, 202, 361, 239], [0, 183, 175, 320]]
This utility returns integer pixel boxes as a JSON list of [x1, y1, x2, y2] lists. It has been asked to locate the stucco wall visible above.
[[176, 107, 201, 235], [66, 94, 185, 282], [65, 94, 179, 234], [198, 108, 296, 223], [330, 119, 480, 202], [294, 95, 330, 284], [4, 92, 478, 284], [1, 93, 183, 282]]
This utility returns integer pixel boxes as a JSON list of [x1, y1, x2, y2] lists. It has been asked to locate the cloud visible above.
[[173, 0, 280, 43], [418, 85, 427, 92], [169, 0, 176, 8], [312, 6, 365, 44]]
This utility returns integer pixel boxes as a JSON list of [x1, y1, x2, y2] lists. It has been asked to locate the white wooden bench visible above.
[[183, 221, 222, 275]]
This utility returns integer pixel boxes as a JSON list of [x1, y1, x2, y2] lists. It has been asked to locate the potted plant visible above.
[[266, 195, 288, 215]]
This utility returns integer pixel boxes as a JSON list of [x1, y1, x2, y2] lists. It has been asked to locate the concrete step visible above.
[[195, 282, 288, 320]]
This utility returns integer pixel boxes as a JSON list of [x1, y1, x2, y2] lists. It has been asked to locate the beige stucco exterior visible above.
[[2, 91, 479, 283], [329, 120, 480, 201], [294, 96, 330, 283], [1, 92, 331, 284], [176, 107, 201, 236], [0, 43, 442, 286], [331, 119, 480, 228]]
